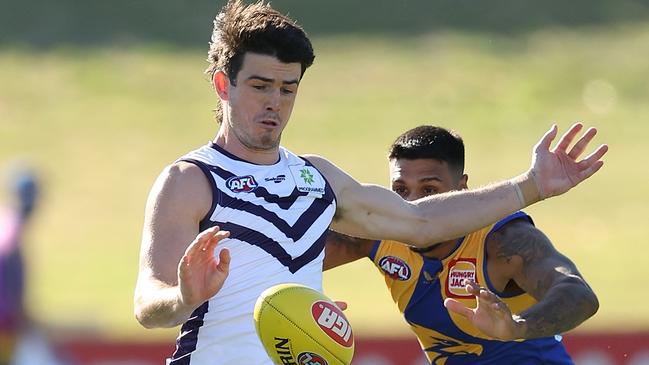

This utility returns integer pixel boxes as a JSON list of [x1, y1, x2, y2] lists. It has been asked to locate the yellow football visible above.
[[254, 283, 355, 365]]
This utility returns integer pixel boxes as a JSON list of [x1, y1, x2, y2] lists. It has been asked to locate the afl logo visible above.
[[297, 352, 328, 365], [311, 301, 353, 348], [379, 256, 412, 281], [226, 175, 258, 193]]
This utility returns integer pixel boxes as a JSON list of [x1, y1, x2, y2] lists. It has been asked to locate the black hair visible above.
[[388, 125, 465, 179]]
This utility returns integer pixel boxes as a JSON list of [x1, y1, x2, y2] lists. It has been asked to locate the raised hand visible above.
[[444, 280, 525, 341], [530, 123, 608, 199], [178, 226, 231, 308]]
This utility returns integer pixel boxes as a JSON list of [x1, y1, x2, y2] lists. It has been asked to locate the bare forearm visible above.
[[412, 173, 539, 245], [324, 231, 373, 270], [518, 279, 599, 339], [134, 284, 196, 329]]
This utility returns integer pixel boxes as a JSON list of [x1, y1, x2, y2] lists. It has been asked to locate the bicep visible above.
[[137, 163, 212, 286], [304, 155, 421, 244], [491, 220, 585, 300], [334, 182, 423, 242]]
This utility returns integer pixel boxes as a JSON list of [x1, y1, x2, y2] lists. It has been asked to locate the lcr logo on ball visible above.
[[311, 301, 353, 348], [297, 352, 328, 365]]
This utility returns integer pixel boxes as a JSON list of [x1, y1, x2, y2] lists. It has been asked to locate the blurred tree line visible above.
[[1, 0, 649, 47]]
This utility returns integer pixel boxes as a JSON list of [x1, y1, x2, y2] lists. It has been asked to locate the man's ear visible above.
[[213, 71, 229, 101], [459, 174, 468, 190]]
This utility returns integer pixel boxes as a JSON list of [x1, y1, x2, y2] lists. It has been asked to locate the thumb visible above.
[[217, 248, 231, 273], [534, 124, 558, 152], [444, 298, 474, 319], [334, 301, 348, 311]]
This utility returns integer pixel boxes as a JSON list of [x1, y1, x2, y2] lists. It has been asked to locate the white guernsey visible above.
[[168, 143, 335, 364]]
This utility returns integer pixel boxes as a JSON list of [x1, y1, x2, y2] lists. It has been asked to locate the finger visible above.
[[577, 160, 605, 182], [444, 298, 474, 319], [203, 230, 231, 252], [186, 226, 222, 255], [199, 225, 222, 241], [477, 288, 500, 305], [568, 127, 598, 159], [334, 301, 348, 311], [578, 144, 609, 169], [491, 301, 509, 313], [534, 124, 558, 152], [464, 280, 481, 296], [574, 143, 608, 180], [553, 122, 584, 153]]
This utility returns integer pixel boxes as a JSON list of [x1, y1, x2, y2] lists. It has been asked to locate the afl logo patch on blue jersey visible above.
[[226, 175, 258, 193], [379, 256, 412, 281]]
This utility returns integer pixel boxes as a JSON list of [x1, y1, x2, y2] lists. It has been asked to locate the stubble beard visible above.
[[230, 121, 282, 152]]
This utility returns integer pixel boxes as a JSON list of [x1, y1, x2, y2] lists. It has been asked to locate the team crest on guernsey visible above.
[[225, 175, 258, 193], [445, 258, 477, 298], [289, 165, 325, 194], [379, 256, 412, 281]]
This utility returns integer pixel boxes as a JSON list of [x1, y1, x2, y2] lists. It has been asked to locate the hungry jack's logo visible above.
[[445, 258, 477, 298]]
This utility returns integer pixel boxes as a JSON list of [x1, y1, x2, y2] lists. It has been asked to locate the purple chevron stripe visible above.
[[217, 192, 332, 241], [205, 164, 309, 210], [169, 301, 209, 364], [214, 221, 327, 273]]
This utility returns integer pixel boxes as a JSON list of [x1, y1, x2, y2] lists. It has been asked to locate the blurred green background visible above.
[[1, 0, 648, 341]]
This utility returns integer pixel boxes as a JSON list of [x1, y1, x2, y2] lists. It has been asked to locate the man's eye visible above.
[[252, 85, 267, 90], [423, 187, 437, 194], [393, 187, 407, 196], [281, 88, 294, 95]]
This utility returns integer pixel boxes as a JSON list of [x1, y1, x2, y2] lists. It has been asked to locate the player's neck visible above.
[[420, 238, 461, 260], [214, 132, 280, 165]]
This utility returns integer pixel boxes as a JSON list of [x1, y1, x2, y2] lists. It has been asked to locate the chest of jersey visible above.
[[371, 216, 571, 364]]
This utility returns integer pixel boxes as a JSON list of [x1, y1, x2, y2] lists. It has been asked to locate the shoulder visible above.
[[147, 161, 212, 221], [301, 154, 337, 174], [157, 161, 210, 192], [487, 217, 556, 265], [301, 154, 355, 193]]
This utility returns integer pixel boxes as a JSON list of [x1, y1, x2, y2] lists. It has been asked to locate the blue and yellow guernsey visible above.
[[368, 212, 574, 365]]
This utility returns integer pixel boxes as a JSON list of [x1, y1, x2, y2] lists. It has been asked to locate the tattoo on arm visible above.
[[323, 231, 374, 270], [490, 219, 599, 339]]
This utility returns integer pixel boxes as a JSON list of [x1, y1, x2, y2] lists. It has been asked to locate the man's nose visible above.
[[265, 88, 281, 111], [405, 193, 420, 202]]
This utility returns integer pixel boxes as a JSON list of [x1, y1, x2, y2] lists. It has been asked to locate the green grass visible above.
[[1, 23, 648, 340]]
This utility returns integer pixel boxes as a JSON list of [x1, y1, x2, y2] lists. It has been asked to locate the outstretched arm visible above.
[[323, 231, 375, 270], [308, 123, 607, 247], [445, 219, 599, 340]]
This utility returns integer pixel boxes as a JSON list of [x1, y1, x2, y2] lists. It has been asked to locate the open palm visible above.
[[444, 281, 524, 341], [177, 226, 231, 308], [530, 123, 608, 199]]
